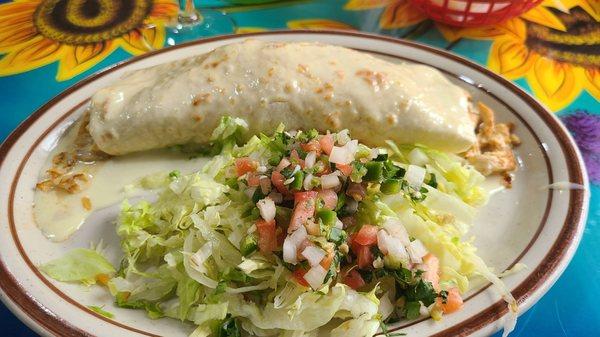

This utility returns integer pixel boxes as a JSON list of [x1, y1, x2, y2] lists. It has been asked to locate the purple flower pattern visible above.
[[561, 110, 600, 185]]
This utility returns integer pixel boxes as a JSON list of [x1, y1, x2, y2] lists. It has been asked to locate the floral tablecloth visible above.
[[0, 0, 598, 336]]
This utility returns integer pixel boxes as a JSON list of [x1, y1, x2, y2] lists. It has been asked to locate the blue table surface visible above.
[[0, 0, 599, 336]]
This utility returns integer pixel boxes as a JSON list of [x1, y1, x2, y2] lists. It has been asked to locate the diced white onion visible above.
[[268, 191, 283, 203], [276, 158, 291, 172], [335, 219, 344, 229], [387, 236, 410, 264], [378, 228, 409, 264], [329, 146, 349, 164], [303, 173, 315, 191], [283, 177, 295, 185], [320, 173, 340, 189], [256, 198, 276, 222], [369, 148, 379, 160], [305, 151, 317, 169], [257, 165, 267, 173], [345, 139, 358, 154], [382, 217, 410, 246], [301, 246, 326, 266], [287, 130, 298, 137], [336, 129, 351, 145], [190, 242, 212, 273], [303, 265, 328, 290], [329, 140, 358, 165], [406, 165, 426, 190], [377, 230, 390, 254], [408, 148, 429, 166], [419, 303, 429, 316], [408, 239, 428, 264], [283, 238, 298, 264], [289, 225, 308, 245]]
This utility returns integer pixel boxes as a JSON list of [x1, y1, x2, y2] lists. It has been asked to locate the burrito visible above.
[[88, 40, 476, 155]]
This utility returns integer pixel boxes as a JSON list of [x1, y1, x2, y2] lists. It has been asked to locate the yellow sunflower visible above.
[[437, 1, 599, 111], [345, 0, 599, 111], [0, 0, 178, 81]]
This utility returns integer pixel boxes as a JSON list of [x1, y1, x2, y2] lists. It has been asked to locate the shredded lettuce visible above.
[[39, 118, 517, 336], [386, 142, 488, 206], [88, 305, 115, 318], [40, 248, 115, 285]]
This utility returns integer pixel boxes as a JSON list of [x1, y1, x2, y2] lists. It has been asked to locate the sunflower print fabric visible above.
[[344, 0, 599, 112], [0, 0, 177, 80]]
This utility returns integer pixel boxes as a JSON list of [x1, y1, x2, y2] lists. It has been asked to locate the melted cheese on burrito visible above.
[[89, 40, 475, 155]]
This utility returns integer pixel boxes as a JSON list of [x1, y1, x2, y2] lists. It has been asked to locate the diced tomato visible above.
[[300, 140, 322, 155], [320, 251, 334, 269], [235, 157, 258, 176], [336, 163, 353, 176], [290, 149, 305, 168], [288, 191, 318, 233], [317, 189, 338, 210], [319, 134, 334, 155], [247, 173, 261, 187], [422, 253, 440, 291], [256, 219, 277, 254], [271, 171, 289, 195], [356, 245, 374, 269], [343, 269, 366, 290], [295, 190, 319, 205], [292, 268, 310, 287], [438, 287, 463, 314], [354, 225, 378, 246]]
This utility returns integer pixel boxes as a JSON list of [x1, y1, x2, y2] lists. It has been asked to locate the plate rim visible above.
[[0, 29, 589, 337]]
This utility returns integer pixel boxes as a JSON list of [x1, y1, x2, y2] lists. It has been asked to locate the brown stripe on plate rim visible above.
[[0, 30, 586, 337]]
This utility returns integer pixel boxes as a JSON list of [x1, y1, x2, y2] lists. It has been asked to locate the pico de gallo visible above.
[[40, 117, 517, 337]]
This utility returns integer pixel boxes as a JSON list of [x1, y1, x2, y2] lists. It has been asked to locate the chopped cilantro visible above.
[[404, 301, 421, 320]]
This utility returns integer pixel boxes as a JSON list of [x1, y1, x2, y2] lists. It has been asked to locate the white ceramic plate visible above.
[[0, 31, 589, 337]]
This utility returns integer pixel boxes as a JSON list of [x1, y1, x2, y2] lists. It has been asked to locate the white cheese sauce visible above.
[[33, 125, 208, 242]]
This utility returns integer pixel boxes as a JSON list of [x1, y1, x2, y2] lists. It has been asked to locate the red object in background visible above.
[[410, 0, 543, 27]]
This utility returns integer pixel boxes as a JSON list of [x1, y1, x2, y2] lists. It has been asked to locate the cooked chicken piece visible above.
[[466, 103, 520, 181]]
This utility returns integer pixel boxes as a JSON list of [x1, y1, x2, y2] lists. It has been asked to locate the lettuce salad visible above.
[[42, 117, 517, 337]]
